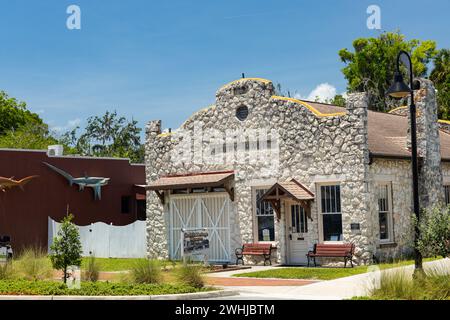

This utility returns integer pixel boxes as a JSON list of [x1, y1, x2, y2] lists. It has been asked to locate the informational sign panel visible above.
[[66, 265, 81, 289], [181, 228, 209, 264]]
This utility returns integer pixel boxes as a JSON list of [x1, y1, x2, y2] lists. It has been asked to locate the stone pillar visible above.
[[145, 120, 169, 259], [343, 93, 373, 264], [407, 79, 444, 207]]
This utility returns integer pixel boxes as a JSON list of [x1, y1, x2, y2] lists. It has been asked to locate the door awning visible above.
[[145, 171, 235, 204], [261, 179, 315, 220]]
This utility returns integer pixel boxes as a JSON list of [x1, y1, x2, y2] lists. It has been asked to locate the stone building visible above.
[[144, 77, 450, 265]]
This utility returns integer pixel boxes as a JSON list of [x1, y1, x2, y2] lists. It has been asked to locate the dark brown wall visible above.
[[0, 149, 146, 251]]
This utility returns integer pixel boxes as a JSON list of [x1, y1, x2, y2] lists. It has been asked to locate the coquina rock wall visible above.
[[145, 78, 375, 264]]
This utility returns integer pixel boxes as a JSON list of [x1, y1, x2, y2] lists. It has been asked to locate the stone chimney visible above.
[[407, 78, 444, 207]]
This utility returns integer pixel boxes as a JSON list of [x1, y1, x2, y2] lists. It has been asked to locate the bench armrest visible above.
[[235, 247, 243, 256]]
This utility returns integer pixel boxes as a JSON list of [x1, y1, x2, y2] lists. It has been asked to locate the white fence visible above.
[[48, 217, 146, 258]]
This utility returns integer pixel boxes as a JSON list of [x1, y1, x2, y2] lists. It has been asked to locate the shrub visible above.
[[131, 259, 162, 284], [49, 214, 83, 283], [13, 247, 53, 281], [177, 263, 205, 288], [0, 279, 210, 296], [82, 256, 100, 282], [415, 205, 450, 258]]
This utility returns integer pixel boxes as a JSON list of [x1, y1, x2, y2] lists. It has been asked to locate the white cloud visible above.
[[306, 83, 337, 102], [51, 118, 81, 134], [294, 83, 338, 103]]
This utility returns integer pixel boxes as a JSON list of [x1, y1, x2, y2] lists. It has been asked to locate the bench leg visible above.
[[307, 256, 310, 267], [263, 255, 271, 266], [313, 257, 317, 267], [344, 257, 347, 268], [350, 258, 354, 268], [236, 256, 244, 265]]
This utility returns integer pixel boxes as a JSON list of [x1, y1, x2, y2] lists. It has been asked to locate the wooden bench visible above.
[[306, 243, 355, 268], [235, 243, 273, 266]]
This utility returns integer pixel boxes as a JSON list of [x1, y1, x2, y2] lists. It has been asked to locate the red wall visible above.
[[0, 149, 146, 251]]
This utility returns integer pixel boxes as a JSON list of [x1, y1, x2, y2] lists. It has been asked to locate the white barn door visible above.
[[169, 193, 231, 263]]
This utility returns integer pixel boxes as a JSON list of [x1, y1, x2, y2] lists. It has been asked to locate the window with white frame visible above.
[[378, 183, 394, 242], [444, 185, 450, 205], [320, 185, 342, 241], [254, 188, 275, 242]]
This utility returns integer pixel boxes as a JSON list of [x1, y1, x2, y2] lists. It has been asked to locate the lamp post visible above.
[[387, 50, 422, 272]]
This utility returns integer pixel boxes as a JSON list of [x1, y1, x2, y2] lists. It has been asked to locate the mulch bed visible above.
[[204, 265, 252, 273]]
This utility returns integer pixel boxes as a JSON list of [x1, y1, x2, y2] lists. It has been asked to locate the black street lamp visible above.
[[387, 50, 422, 272]]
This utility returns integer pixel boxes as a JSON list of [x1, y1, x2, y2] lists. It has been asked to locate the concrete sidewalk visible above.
[[209, 258, 450, 300]]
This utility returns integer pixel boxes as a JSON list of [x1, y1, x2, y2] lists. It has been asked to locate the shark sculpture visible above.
[[43, 162, 110, 200], [0, 176, 39, 192]]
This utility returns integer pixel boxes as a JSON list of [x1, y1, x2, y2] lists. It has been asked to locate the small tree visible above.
[[50, 214, 83, 283], [415, 205, 450, 258]]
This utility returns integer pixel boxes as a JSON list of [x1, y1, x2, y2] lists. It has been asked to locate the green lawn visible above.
[[233, 257, 442, 281], [80, 258, 147, 272], [0, 279, 211, 296], [79, 257, 181, 272]]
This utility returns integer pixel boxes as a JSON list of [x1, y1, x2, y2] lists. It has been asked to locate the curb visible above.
[[0, 290, 239, 301]]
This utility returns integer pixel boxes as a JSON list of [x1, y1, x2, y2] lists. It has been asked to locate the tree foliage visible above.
[[0, 123, 59, 150], [430, 49, 450, 120], [323, 94, 346, 107], [0, 91, 43, 136], [415, 206, 450, 258], [339, 32, 437, 112], [49, 214, 83, 284], [62, 110, 144, 163]]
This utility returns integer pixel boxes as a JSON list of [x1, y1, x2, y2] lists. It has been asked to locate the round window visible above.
[[236, 105, 249, 121]]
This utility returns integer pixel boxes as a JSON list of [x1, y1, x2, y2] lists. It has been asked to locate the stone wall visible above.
[[368, 159, 415, 260], [369, 79, 444, 261], [145, 78, 374, 264]]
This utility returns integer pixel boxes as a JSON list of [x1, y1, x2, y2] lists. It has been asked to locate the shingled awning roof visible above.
[[146, 171, 235, 203], [261, 179, 315, 220]]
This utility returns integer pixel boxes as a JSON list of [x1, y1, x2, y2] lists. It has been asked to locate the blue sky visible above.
[[0, 0, 449, 136]]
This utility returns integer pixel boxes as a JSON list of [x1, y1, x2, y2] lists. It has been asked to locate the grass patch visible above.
[[82, 256, 100, 282], [177, 264, 205, 288], [79, 258, 180, 272], [79, 258, 148, 272], [131, 260, 163, 284], [13, 248, 53, 281], [0, 279, 211, 296], [233, 257, 442, 281], [354, 265, 450, 300], [235, 266, 367, 280]]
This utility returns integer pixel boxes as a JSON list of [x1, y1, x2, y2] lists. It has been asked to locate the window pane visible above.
[[255, 188, 275, 241], [300, 206, 308, 233], [320, 185, 341, 213], [256, 189, 274, 216], [336, 186, 341, 212], [323, 214, 342, 241], [379, 212, 389, 240], [378, 184, 391, 241], [257, 216, 275, 241]]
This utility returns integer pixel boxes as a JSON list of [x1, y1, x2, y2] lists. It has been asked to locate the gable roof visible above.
[[304, 101, 450, 161]]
